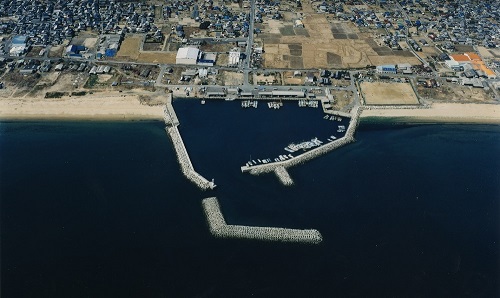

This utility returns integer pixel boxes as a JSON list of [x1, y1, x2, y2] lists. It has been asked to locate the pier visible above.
[[241, 106, 362, 177], [202, 197, 323, 244]]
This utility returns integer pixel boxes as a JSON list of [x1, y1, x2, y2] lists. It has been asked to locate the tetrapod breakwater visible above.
[[202, 197, 323, 244], [164, 96, 216, 190], [165, 126, 215, 190]]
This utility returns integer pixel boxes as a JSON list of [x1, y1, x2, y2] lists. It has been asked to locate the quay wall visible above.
[[202, 197, 323, 244], [324, 110, 351, 117]]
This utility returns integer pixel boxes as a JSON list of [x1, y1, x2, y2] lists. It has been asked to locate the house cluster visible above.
[[298, 70, 351, 86], [397, 0, 499, 48], [164, 0, 250, 39], [331, 0, 499, 49], [0, 0, 159, 47], [255, 0, 282, 22]]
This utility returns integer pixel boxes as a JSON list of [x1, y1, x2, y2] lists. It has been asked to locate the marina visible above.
[[267, 101, 283, 109], [240, 107, 362, 182], [298, 100, 319, 108], [202, 197, 322, 244], [241, 100, 258, 108]]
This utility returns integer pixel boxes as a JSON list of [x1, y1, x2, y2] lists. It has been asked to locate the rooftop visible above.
[[176, 47, 200, 60]]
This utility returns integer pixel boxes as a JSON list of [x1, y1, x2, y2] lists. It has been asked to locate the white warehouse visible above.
[[176, 47, 201, 65]]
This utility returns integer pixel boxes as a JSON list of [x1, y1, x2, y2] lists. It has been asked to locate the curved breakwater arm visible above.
[[241, 107, 363, 181]]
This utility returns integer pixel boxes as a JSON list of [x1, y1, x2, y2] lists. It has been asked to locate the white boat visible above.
[[201, 100, 206, 104]]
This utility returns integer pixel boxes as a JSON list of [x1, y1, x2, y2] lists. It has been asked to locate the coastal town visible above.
[[1, 0, 500, 242], [0, 0, 498, 109]]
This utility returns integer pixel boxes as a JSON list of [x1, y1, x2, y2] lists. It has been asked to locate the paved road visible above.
[[240, 0, 255, 88]]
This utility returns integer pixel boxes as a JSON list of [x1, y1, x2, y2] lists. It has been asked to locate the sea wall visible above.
[[163, 93, 179, 126], [202, 197, 323, 244], [165, 126, 215, 190]]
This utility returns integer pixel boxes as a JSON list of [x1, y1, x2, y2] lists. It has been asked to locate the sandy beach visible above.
[[0, 94, 164, 121], [361, 103, 500, 124]]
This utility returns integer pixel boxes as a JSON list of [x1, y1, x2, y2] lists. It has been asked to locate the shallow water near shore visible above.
[[1, 103, 499, 297]]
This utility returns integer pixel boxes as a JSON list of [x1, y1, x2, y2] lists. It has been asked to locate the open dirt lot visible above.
[[220, 71, 244, 86], [262, 15, 420, 69], [137, 52, 176, 64], [361, 82, 419, 105], [83, 37, 98, 49], [116, 36, 142, 59], [283, 71, 303, 85], [254, 73, 279, 85], [118, 35, 176, 63], [330, 89, 355, 110], [417, 83, 495, 103]]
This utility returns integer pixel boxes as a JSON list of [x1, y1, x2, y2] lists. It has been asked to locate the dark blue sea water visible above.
[[1, 101, 499, 297]]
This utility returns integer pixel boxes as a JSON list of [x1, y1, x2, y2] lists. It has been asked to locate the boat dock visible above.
[[202, 197, 323, 244], [241, 106, 362, 180]]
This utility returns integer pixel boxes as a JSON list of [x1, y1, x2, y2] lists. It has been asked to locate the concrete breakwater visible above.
[[165, 126, 215, 190], [274, 166, 294, 186], [163, 94, 179, 126], [202, 197, 323, 244], [241, 106, 362, 176]]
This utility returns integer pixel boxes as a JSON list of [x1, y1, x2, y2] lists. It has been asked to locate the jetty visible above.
[[274, 166, 294, 186], [241, 106, 362, 180], [164, 94, 216, 190], [202, 197, 323, 244]]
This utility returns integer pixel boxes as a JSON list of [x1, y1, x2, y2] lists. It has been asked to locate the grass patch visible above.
[[84, 74, 98, 88], [71, 91, 87, 96], [45, 92, 68, 98]]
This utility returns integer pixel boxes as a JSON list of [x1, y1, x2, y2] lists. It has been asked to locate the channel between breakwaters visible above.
[[164, 94, 215, 190], [241, 106, 362, 184], [202, 197, 323, 244]]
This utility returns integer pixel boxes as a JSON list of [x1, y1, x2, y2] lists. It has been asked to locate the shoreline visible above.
[[0, 95, 165, 121], [360, 103, 500, 125], [1, 96, 499, 124]]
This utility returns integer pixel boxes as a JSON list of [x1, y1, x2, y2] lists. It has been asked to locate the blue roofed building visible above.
[[376, 64, 397, 74], [12, 35, 27, 45]]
